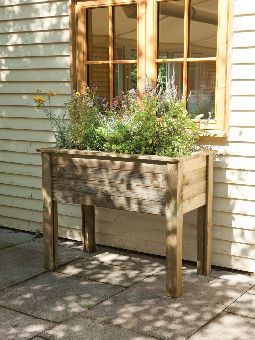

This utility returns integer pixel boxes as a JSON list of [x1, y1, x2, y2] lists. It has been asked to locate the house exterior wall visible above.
[[1, 0, 255, 271]]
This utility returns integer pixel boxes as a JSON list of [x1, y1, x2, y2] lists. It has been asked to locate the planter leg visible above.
[[197, 205, 206, 275], [165, 163, 184, 298], [197, 154, 213, 276], [81, 205, 96, 253], [166, 211, 183, 298], [204, 154, 213, 275], [42, 153, 58, 270], [43, 200, 58, 270]]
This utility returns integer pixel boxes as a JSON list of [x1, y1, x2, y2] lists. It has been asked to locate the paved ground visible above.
[[1, 227, 255, 339]]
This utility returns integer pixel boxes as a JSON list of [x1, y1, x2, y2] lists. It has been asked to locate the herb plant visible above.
[[34, 80, 201, 157]]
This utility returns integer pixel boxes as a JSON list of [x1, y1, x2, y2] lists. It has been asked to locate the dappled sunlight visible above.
[[57, 255, 163, 287], [0, 271, 123, 322], [84, 268, 251, 339], [0, 306, 53, 340]]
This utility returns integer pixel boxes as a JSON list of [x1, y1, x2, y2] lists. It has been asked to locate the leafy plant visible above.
[[34, 80, 202, 157]]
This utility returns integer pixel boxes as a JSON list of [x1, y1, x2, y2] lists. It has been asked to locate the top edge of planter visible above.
[[37, 147, 215, 164]]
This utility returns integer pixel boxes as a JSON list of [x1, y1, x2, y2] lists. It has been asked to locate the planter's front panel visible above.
[[52, 155, 170, 215]]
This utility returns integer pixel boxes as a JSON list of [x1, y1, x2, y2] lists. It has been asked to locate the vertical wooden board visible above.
[[42, 153, 58, 270], [76, 4, 86, 94], [197, 205, 205, 275], [165, 163, 184, 298], [70, 0, 77, 92], [204, 154, 214, 275], [81, 204, 96, 252]]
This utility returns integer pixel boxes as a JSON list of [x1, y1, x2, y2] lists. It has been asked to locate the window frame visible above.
[[71, 0, 233, 135]]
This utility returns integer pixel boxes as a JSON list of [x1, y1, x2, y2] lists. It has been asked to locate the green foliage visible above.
[[35, 81, 201, 157]]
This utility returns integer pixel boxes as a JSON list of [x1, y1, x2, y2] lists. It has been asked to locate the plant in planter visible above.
[[35, 82, 214, 298]]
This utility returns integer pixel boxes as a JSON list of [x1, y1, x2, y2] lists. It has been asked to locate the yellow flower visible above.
[[48, 90, 57, 97], [34, 95, 45, 105], [75, 91, 81, 96]]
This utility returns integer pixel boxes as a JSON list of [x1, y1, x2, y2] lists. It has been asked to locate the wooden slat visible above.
[[182, 156, 206, 173], [53, 156, 169, 174], [53, 189, 166, 216], [53, 177, 167, 202], [183, 180, 206, 201], [183, 166, 206, 186], [39, 147, 213, 162], [183, 193, 206, 214], [53, 166, 167, 188]]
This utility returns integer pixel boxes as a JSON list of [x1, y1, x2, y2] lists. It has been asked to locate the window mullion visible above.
[[183, 0, 190, 107], [109, 5, 114, 104]]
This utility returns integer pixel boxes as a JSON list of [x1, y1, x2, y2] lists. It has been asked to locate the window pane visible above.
[[114, 5, 137, 60], [187, 62, 216, 119], [88, 65, 109, 100], [157, 63, 183, 99], [87, 7, 109, 61], [114, 64, 137, 97], [190, 0, 218, 58], [158, 1, 185, 59]]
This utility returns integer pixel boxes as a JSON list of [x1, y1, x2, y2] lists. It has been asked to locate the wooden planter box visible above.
[[38, 148, 214, 298]]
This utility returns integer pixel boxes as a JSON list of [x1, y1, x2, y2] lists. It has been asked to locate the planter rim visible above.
[[37, 147, 214, 163]]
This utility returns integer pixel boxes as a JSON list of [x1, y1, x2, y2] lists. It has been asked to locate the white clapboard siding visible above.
[[0, 129, 55, 142], [0, 16, 69, 33], [0, 106, 68, 118], [2, 0, 255, 273], [233, 15, 255, 32], [0, 56, 71, 70], [1, 43, 70, 58]]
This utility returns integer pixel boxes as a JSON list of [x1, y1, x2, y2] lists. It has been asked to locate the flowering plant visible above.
[[34, 81, 201, 157]]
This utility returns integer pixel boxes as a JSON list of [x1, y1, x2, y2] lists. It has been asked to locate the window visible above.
[[73, 0, 232, 133], [75, 1, 138, 103]]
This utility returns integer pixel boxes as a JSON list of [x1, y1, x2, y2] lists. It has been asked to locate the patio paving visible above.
[[0, 227, 255, 339]]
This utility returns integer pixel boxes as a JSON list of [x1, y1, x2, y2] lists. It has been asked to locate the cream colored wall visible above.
[[1, 0, 255, 272]]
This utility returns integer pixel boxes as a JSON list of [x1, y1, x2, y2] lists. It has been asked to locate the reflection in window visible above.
[[114, 5, 137, 60], [187, 62, 216, 119], [158, 63, 183, 100], [158, 0, 185, 59], [114, 64, 137, 97], [87, 7, 109, 61], [190, 0, 218, 57], [88, 65, 110, 100]]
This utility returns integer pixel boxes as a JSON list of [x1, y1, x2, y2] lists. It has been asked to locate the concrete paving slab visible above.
[[42, 313, 156, 340], [0, 241, 13, 250], [244, 285, 255, 295], [0, 238, 88, 290], [94, 250, 164, 273], [226, 291, 255, 319], [0, 272, 124, 323], [189, 312, 255, 340], [210, 268, 255, 286], [0, 227, 35, 245], [57, 258, 152, 287], [85, 269, 250, 340], [0, 306, 54, 340]]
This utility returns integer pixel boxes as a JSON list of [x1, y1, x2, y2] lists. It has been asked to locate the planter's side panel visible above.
[[182, 155, 207, 214], [52, 155, 168, 216]]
